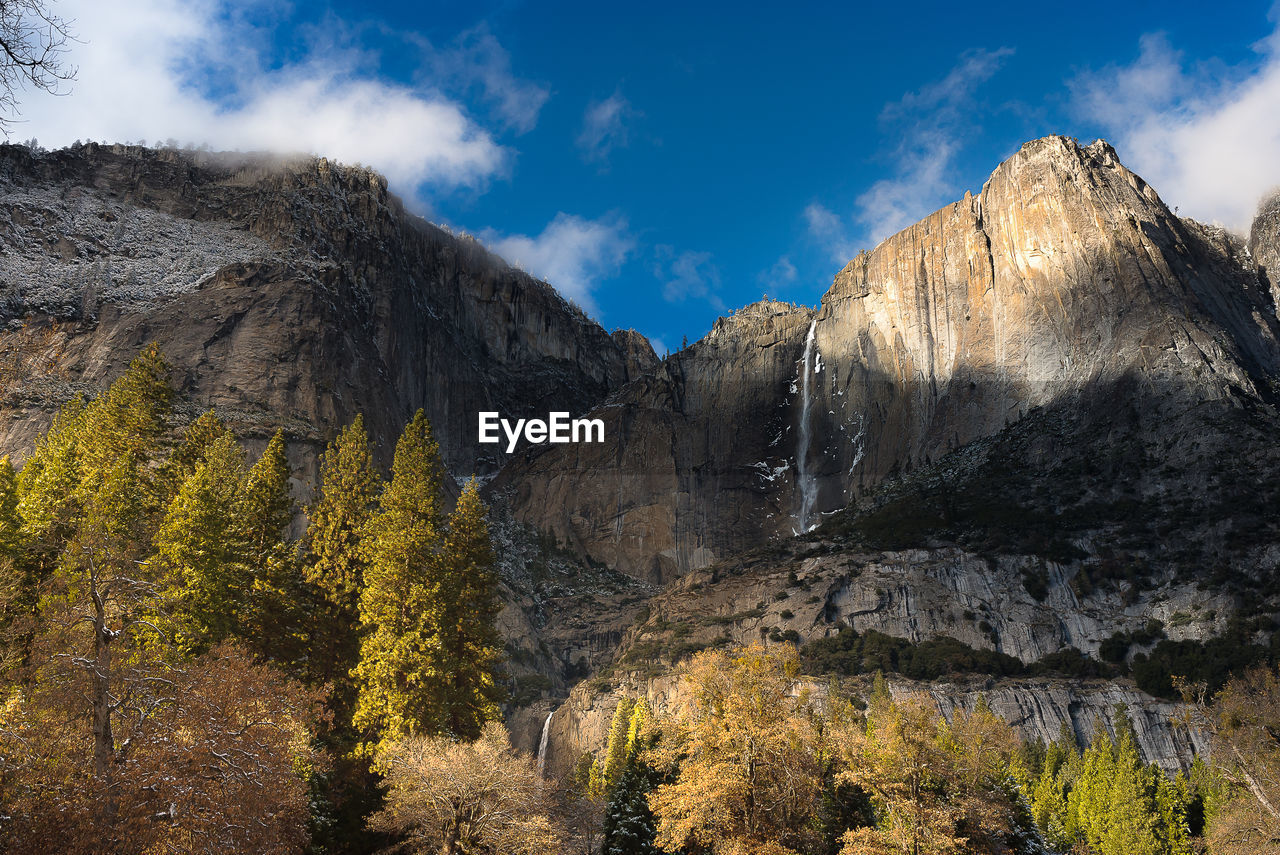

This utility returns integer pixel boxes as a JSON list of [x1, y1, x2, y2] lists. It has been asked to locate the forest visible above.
[[1, 347, 1278, 855]]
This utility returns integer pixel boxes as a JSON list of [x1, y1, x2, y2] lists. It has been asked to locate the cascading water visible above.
[[795, 319, 818, 533], [536, 710, 554, 777]]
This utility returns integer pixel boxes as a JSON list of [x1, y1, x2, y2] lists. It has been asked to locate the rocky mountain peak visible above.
[[1252, 188, 1280, 295], [0, 142, 648, 481], [503, 135, 1280, 580]]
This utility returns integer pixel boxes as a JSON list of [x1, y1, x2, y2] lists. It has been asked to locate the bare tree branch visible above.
[[0, 0, 77, 134]]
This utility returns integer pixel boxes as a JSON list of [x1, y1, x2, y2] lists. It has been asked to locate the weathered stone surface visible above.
[[502, 136, 1280, 581], [1252, 189, 1280, 308], [536, 669, 1204, 780], [0, 142, 650, 482], [495, 300, 816, 583]]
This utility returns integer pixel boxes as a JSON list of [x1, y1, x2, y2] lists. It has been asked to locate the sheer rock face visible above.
[[534, 671, 1203, 780], [1252, 190, 1280, 307], [0, 143, 652, 483], [503, 136, 1280, 581], [494, 300, 816, 584]]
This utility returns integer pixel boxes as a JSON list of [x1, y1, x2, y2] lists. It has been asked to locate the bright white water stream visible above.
[[795, 319, 818, 533], [536, 710, 553, 777]]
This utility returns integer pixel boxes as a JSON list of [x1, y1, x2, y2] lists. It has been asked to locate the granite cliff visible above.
[[501, 137, 1280, 582], [4, 136, 1280, 775], [0, 142, 655, 487]]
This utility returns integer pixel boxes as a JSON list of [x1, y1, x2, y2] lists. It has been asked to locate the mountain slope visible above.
[[0, 142, 656, 486], [501, 136, 1280, 581]]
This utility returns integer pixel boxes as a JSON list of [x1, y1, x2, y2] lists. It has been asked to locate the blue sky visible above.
[[18, 0, 1280, 355]]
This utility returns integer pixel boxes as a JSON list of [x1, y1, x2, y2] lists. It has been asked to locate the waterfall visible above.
[[536, 710, 554, 777], [795, 318, 818, 533]]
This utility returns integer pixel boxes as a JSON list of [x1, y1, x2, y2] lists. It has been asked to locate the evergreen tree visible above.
[[1046, 719, 1198, 855], [152, 432, 246, 652], [1099, 731, 1162, 855], [437, 478, 504, 739], [351, 410, 447, 747], [238, 431, 293, 561], [304, 415, 381, 689], [602, 763, 661, 855], [601, 699, 664, 855], [0, 456, 21, 560], [1156, 771, 1194, 855], [235, 430, 301, 661], [16, 396, 86, 553], [307, 416, 381, 619], [300, 418, 384, 855], [601, 697, 637, 794], [161, 409, 227, 497], [76, 343, 172, 503]]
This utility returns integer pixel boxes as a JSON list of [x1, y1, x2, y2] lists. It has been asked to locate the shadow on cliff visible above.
[[494, 349, 1280, 593]]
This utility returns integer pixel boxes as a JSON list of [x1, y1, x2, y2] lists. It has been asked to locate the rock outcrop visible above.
[[0, 142, 653, 483], [1252, 189, 1280, 306], [536, 669, 1204, 780], [502, 137, 1280, 581], [495, 300, 816, 583]]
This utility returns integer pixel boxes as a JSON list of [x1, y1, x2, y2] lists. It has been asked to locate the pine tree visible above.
[[1100, 731, 1162, 855], [1156, 771, 1194, 855], [0, 456, 21, 560], [305, 415, 381, 690], [437, 478, 504, 739], [602, 699, 663, 855], [235, 430, 300, 661], [351, 410, 447, 746], [601, 698, 636, 794], [602, 763, 661, 855], [1, 455, 33, 673], [16, 396, 86, 553], [161, 409, 227, 497], [626, 698, 652, 757], [152, 432, 246, 652], [77, 343, 172, 502]]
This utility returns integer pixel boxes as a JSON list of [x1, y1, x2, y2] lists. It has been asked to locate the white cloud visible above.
[[649, 337, 668, 357], [857, 48, 1012, 242], [655, 247, 724, 311], [577, 90, 633, 164], [758, 255, 798, 288], [421, 23, 549, 134], [806, 48, 1012, 263], [15, 0, 510, 197], [1068, 10, 1280, 230], [482, 212, 633, 316], [804, 203, 859, 266]]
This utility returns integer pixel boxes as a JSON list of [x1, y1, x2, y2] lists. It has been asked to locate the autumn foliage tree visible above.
[[1200, 666, 1280, 853], [646, 643, 830, 855], [0, 349, 322, 854], [835, 693, 1021, 855], [370, 722, 562, 855]]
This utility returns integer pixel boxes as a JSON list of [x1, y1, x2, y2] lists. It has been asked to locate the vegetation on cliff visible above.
[[0, 348, 512, 854]]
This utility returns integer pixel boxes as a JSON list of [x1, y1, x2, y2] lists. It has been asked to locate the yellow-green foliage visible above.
[[351, 410, 447, 746], [1026, 713, 1200, 855], [599, 697, 635, 796], [351, 416, 505, 749], [437, 478, 504, 739], [305, 414, 380, 623]]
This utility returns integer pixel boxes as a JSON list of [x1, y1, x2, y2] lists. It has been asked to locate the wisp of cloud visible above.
[[1070, 7, 1280, 231], [17, 0, 527, 202]]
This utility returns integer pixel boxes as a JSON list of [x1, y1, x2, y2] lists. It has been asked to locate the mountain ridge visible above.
[[4, 135, 1280, 774]]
